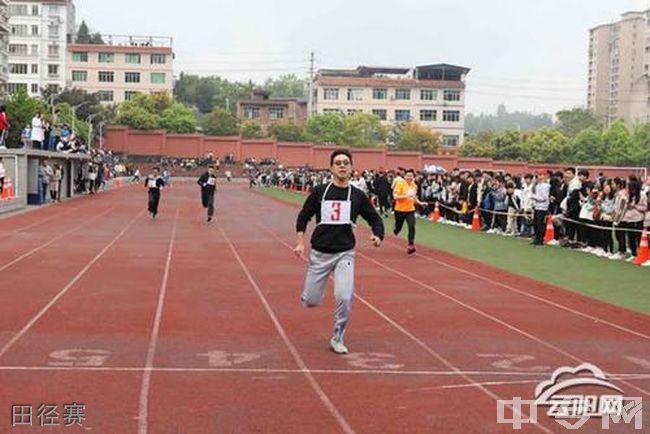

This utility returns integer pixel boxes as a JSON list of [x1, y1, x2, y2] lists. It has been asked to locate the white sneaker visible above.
[[609, 252, 624, 260], [626, 256, 636, 262], [329, 337, 348, 355], [592, 248, 606, 257]]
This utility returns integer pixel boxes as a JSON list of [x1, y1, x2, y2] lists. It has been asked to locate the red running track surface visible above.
[[0, 181, 648, 433]]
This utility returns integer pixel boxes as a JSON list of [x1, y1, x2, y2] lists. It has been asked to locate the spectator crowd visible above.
[[252, 164, 650, 263]]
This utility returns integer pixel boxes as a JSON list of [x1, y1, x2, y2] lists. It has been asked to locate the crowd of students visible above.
[[253, 166, 650, 262]]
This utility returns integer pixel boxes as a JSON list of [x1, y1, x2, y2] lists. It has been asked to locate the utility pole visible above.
[[307, 51, 315, 118]]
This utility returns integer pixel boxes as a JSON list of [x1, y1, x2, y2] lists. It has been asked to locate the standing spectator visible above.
[[622, 178, 647, 260], [505, 182, 521, 235], [50, 164, 62, 202], [0, 157, 5, 192], [373, 170, 392, 216], [38, 160, 50, 203], [225, 169, 232, 182], [531, 171, 551, 246], [0, 105, 9, 148], [31, 112, 45, 150], [88, 166, 97, 194]]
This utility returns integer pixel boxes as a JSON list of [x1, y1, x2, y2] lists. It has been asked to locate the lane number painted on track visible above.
[[48, 349, 110, 367], [476, 353, 550, 372], [197, 351, 261, 368], [625, 356, 650, 370], [344, 353, 404, 370]]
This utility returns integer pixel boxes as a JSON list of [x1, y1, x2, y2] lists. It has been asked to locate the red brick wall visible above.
[[104, 126, 648, 177]]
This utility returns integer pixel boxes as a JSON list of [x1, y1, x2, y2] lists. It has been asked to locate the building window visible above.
[[31, 45, 39, 55], [31, 84, 39, 94], [442, 135, 459, 147], [395, 89, 411, 100], [98, 52, 114, 63], [11, 25, 28, 36], [125, 91, 140, 101], [97, 91, 114, 102], [395, 110, 411, 122], [347, 88, 363, 101], [48, 5, 61, 14], [151, 54, 167, 64], [31, 5, 39, 15], [31, 25, 39, 36], [125, 53, 141, 64], [269, 106, 285, 120], [125, 72, 141, 83], [7, 83, 28, 94], [372, 109, 387, 120], [47, 64, 59, 77], [323, 108, 341, 114], [98, 71, 115, 82], [48, 45, 59, 58], [420, 109, 437, 121], [9, 44, 28, 55], [150, 73, 166, 84], [420, 89, 437, 100], [442, 110, 460, 122], [48, 25, 59, 38], [9, 5, 28, 16], [244, 106, 260, 119], [443, 90, 461, 101], [72, 52, 88, 62], [9, 64, 28, 74], [372, 88, 387, 100], [31, 64, 38, 74], [47, 84, 60, 93], [347, 109, 361, 116], [323, 88, 339, 100], [72, 71, 88, 82]]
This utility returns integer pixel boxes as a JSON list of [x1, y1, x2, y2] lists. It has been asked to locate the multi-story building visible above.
[[313, 64, 470, 147], [587, 10, 650, 125], [0, 0, 10, 90], [237, 89, 307, 128], [7, 0, 75, 96], [66, 34, 174, 104]]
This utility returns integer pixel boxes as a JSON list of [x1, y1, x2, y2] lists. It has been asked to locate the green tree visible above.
[[393, 122, 440, 153], [493, 130, 527, 160], [342, 113, 387, 147], [5, 87, 46, 147], [240, 122, 265, 139], [115, 106, 159, 130], [603, 121, 649, 166], [263, 74, 306, 98], [522, 128, 570, 163], [52, 88, 102, 121], [159, 103, 197, 133], [76, 21, 91, 43], [268, 123, 304, 141], [303, 113, 345, 144], [556, 108, 600, 138], [200, 108, 239, 136], [458, 132, 497, 158], [572, 127, 605, 164]]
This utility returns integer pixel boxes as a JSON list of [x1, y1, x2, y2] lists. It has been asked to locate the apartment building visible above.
[[587, 10, 650, 125], [0, 0, 9, 89], [7, 0, 75, 95], [313, 64, 470, 147], [237, 89, 308, 128], [66, 35, 174, 104]]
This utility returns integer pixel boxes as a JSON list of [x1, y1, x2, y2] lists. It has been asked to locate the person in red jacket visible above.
[[0, 105, 10, 147]]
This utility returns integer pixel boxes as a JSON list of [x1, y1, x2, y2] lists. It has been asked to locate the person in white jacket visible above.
[[30, 112, 45, 149]]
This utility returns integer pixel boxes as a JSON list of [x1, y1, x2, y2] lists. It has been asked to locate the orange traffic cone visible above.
[[7, 178, 14, 198], [633, 229, 648, 266], [429, 203, 441, 222], [543, 215, 555, 245], [471, 208, 481, 231], [1, 179, 8, 200]]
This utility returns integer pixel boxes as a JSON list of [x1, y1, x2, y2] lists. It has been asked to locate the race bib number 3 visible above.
[[321, 200, 351, 225]]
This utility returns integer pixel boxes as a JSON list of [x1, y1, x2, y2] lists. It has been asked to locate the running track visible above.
[[0, 181, 648, 433]]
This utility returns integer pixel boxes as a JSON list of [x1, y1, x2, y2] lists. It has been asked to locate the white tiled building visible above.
[[7, 0, 75, 95], [0, 0, 9, 89], [313, 64, 470, 147]]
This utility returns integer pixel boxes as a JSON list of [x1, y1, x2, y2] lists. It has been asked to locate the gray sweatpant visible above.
[[301, 249, 355, 341]]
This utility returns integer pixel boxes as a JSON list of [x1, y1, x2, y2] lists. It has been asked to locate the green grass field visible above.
[[258, 187, 650, 316]]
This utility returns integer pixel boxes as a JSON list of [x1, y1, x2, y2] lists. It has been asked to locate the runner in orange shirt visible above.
[[393, 168, 427, 254]]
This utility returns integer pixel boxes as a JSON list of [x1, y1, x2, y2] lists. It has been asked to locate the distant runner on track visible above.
[[197, 165, 217, 222], [294, 150, 384, 355], [144, 166, 165, 219]]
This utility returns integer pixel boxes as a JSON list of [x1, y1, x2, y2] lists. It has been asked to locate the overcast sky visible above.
[[76, 0, 650, 115]]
